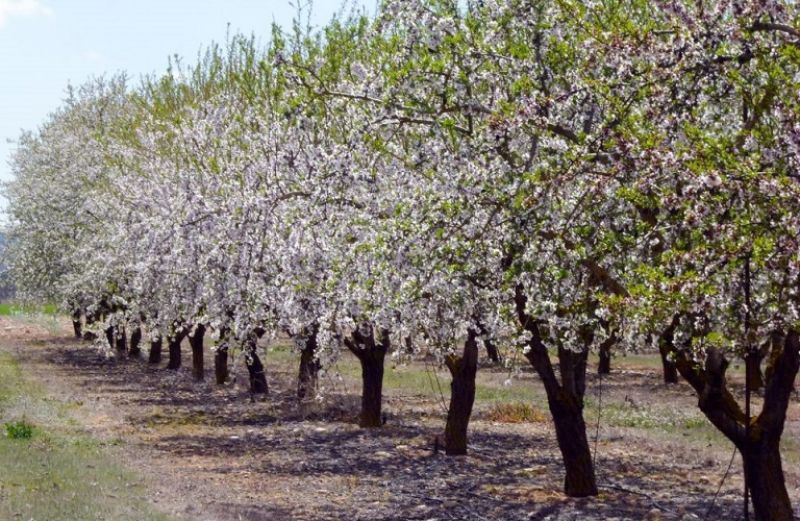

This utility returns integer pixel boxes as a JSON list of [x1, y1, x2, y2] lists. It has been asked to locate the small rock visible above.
[[643, 508, 663, 521]]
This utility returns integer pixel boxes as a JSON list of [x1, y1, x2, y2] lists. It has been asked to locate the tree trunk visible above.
[[129, 327, 142, 358], [358, 351, 385, 428], [484, 338, 501, 364], [549, 394, 598, 496], [444, 329, 479, 455], [104, 325, 115, 351], [72, 320, 82, 339], [116, 327, 128, 354], [245, 337, 268, 394], [297, 328, 321, 399], [666, 326, 800, 521], [741, 437, 793, 521], [149, 335, 163, 364], [344, 327, 390, 428], [747, 350, 765, 392], [477, 321, 500, 363], [658, 327, 679, 384], [71, 309, 82, 339], [514, 286, 598, 497], [215, 345, 229, 384], [660, 349, 679, 383], [83, 311, 97, 341], [190, 324, 205, 381], [598, 344, 611, 375], [214, 326, 230, 384], [167, 329, 187, 370]]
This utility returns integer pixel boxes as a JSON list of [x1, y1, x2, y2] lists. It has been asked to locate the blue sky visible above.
[[0, 0, 371, 190]]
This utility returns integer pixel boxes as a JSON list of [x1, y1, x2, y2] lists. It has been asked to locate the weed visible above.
[[5, 420, 34, 439]]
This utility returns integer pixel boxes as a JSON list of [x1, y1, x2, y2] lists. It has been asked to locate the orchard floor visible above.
[[1, 315, 799, 521]]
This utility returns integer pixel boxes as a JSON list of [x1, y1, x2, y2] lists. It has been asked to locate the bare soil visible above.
[[1, 315, 798, 521]]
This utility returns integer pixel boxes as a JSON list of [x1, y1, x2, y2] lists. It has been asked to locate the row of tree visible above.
[[5, 1, 800, 519]]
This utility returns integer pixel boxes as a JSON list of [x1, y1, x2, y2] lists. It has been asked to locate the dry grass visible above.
[[485, 402, 548, 423]]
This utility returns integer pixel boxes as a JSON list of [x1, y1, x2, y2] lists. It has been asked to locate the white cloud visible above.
[[0, 0, 53, 28]]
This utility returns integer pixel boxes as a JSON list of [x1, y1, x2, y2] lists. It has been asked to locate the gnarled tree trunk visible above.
[[597, 326, 617, 375], [215, 346, 229, 384], [444, 329, 479, 455], [515, 286, 598, 497], [116, 327, 128, 354], [214, 326, 231, 385], [345, 327, 389, 428], [358, 352, 385, 427], [244, 332, 268, 394], [104, 325, 115, 351], [747, 343, 767, 392], [129, 327, 142, 358], [741, 436, 793, 521], [214, 326, 231, 384], [667, 325, 799, 521], [190, 324, 206, 380], [71, 309, 82, 339], [297, 326, 321, 399], [477, 321, 500, 364], [167, 327, 188, 370], [149, 334, 163, 364], [598, 343, 611, 375], [83, 311, 98, 341], [658, 325, 679, 384]]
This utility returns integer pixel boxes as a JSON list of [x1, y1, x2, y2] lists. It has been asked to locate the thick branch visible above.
[[757, 329, 800, 439]]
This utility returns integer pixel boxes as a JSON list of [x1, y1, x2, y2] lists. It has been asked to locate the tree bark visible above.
[[659, 346, 679, 383], [515, 286, 598, 497], [71, 309, 82, 339], [358, 351, 385, 428], [82, 311, 97, 341], [741, 437, 794, 521], [598, 344, 611, 374], [444, 329, 479, 455], [345, 327, 389, 428], [666, 325, 800, 521], [477, 321, 500, 363], [214, 326, 230, 384], [190, 324, 206, 381], [747, 349, 765, 392], [297, 327, 321, 399], [129, 327, 142, 358], [483, 338, 501, 364], [244, 335, 268, 394], [658, 325, 680, 384], [104, 325, 115, 351], [149, 335, 163, 364], [550, 346, 597, 497], [215, 346, 229, 384], [549, 387, 597, 496], [167, 328, 188, 370], [116, 327, 128, 354]]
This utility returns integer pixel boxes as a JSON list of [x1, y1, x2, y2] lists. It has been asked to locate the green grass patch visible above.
[[0, 302, 58, 316], [0, 351, 175, 521], [4, 419, 34, 439]]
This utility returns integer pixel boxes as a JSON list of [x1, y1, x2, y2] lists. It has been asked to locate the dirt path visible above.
[[1, 316, 797, 520]]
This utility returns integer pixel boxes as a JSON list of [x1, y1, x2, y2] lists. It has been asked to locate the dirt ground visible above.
[[1, 315, 798, 521]]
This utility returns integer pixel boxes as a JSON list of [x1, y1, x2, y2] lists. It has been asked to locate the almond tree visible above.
[[608, 2, 800, 518]]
